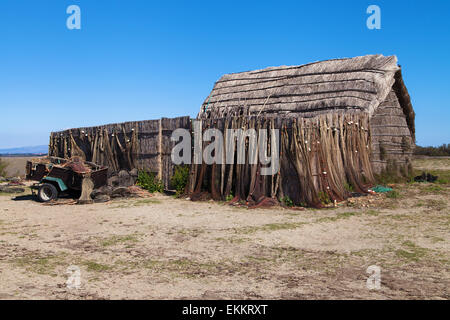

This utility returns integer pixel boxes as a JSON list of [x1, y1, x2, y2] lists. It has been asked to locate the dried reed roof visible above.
[[198, 54, 415, 139]]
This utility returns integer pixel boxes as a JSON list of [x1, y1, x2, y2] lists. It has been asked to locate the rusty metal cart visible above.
[[26, 156, 108, 203]]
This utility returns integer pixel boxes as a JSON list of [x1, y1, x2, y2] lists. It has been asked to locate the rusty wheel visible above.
[[38, 183, 58, 202]]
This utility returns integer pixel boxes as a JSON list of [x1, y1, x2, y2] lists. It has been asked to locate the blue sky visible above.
[[0, 0, 449, 148]]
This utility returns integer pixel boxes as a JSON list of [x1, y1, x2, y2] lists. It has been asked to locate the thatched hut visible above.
[[47, 54, 415, 207], [198, 54, 415, 175], [189, 54, 415, 207]]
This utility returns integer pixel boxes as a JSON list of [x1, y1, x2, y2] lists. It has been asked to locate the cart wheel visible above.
[[38, 183, 58, 202]]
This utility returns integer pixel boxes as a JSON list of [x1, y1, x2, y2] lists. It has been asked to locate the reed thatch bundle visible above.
[[188, 113, 374, 207]]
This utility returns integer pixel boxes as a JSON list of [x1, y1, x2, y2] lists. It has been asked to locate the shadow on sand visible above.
[[11, 194, 36, 201]]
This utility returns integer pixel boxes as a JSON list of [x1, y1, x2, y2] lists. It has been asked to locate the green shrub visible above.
[[171, 165, 190, 196], [137, 171, 163, 193], [0, 159, 8, 177], [225, 193, 234, 202], [318, 191, 331, 205], [344, 182, 354, 192], [281, 196, 294, 207]]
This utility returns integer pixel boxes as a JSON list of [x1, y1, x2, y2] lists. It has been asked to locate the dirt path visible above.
[[0, 177, 448, 299]]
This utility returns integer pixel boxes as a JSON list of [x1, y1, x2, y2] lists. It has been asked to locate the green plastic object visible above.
[[371, 185, 393, 193], [41, 177, 68, 192]]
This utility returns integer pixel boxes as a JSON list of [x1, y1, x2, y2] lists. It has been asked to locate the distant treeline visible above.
[[414, 144, 450, 156]]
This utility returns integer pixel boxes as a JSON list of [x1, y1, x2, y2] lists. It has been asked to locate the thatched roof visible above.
[[198, 54, 414, 139]]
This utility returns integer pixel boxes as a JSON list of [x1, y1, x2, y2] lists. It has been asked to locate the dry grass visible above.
[[0, 157, 38, 178]]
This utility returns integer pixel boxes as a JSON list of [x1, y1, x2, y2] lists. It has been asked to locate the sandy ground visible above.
[[0, 158, 448, 299]]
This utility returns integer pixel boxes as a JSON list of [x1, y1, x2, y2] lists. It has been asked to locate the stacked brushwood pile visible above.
[[188, 112, 374, 208]]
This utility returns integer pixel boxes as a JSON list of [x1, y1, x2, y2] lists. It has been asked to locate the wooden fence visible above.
[[49, 116, 190, 189], [48, 112, 376, 206]]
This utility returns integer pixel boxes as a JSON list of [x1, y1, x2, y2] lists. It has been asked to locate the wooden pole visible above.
[[158, 118, 162, 181]]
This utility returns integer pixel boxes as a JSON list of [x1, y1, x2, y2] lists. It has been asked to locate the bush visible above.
[[281, 196, 294, 207], [225, 193, 234, 201], [344, 182, 354, 192], [318, 191, 331, 205], [0, 158, 8, 177], [171, 165, 190, 196], [137, 171, 163, 193]]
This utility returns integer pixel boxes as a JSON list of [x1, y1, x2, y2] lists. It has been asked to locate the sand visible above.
[[0, 158, 448, 299]]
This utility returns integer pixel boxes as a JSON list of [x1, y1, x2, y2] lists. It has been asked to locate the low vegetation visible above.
[[170, 165, 189, 196], [318, 191, 331, 205], [12, 252, 67, 276], [82, 260, 112, 272], [136, 171, 163, 193], [109, 198, 161, 209], [395, 241, 429, 262], [281, 196, 294, 207], [100, 234, 139, 247], [234, 222, 305, 234], [386, 190, 400, 199]]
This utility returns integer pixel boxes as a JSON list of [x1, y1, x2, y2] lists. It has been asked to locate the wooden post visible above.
[[158, 118, 163, 181]]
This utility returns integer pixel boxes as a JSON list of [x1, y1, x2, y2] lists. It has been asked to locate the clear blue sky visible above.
[[0, 0, 449, 148]]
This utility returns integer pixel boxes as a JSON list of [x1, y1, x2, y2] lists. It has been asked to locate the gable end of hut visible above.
[[369, 68, 415, 175]]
